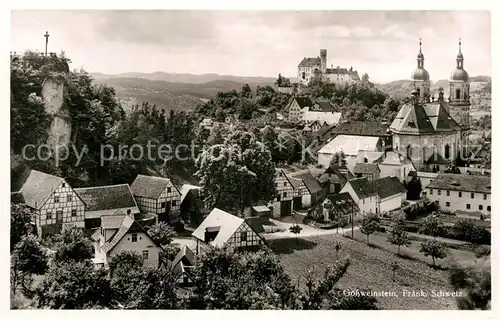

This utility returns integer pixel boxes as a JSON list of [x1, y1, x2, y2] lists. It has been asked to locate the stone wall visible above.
[[42, 78, 71, 151]]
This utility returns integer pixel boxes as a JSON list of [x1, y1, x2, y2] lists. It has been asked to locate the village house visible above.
[[371, 176, 407, 213], [179, 184, 204, 227], [192, 208, 265, 249], [316, 164, 353, 194], [320, 192, 359, 223], [340, 178, 378, 215], [91, 212, 161, 268], [288, 169, 323, 209], [302, 109, 342, 128], [12, 170, 86, 237], [286, 96, 313, 121], [377, 151, 416, 183], [310, 100, 338, 112], [130, 174, 181, 222], [303, 120, 328, 133], [73, 184, 140, 229], [317, 135, 385, 172], [270, 168, 294, 217], [170, 245, 196, 287], [353, 163, 381, 181], [425, 173, 491, 219]]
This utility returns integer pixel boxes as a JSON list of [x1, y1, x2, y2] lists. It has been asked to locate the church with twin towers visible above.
[[389, 38, 472, 170]]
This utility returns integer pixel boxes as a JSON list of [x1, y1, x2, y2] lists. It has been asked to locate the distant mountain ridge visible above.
[[91, 71, 279, 85]]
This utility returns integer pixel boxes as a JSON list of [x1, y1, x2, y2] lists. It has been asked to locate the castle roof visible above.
[[298, 57, 321, 67], [389, 100, 461, 134]]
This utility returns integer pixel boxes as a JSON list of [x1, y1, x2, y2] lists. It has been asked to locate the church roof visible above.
[[389, 101, 461, 134]]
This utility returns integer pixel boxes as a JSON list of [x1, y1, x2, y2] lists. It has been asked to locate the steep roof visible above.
[[326, 67, 350, 75], [19, 170, 65, 209], [171, 245, 195, 268], [324, 192, 359, 215], [347, 178, 377, 198], [298, 57, 321, 67], [370, 176, 406, 199], [74, 184, 138, 212], [313, 100, 338, 112], [179, 184, 201, 204], [293, 96, 314, 108], [390, 101, 461, 134], [130, 174, 179, 199], [426, 173, 491, 194], [289, 170, 322, 194], [244, 216, 266, 234], [191, 208, 244, 247], [101, 215, 157, 253], [101, 213, 127, 229], [318, 135, 381, 156], [328, 121, 390, 137], [425, 152, 451, 165], [353, 163, 380, 174]]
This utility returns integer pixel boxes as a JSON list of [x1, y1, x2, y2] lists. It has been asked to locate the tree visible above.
[[10, 203, 34, 251], [386, 216, 411, 255], [418, 216, 444, 239], [390, 261, 399, 282], [54, 227, 93, 263], [330, 209, 349, 234], [36, 261, 111, 309], [195, 131, 276, 214], [11, 235, 48, 295], [289, 224, 303, 245], [240, 83, 252, 98], [449, 263, 491, 310], [360, 213, 380, 245], [146, 222, 176, 247], [334, 240, 342, 260], [329, 151, 346, 167], [108, 250, 144, 276], [419, 240, 448, 267]]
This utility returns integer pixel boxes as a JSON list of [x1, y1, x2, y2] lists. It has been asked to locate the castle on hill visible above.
[[297, 49, 360, 87]]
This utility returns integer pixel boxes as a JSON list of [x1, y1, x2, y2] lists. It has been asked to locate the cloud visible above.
[[351, 26, 374, 38]]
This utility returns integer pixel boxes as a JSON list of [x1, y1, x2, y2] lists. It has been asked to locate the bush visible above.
[[377, 226, 386, 233]]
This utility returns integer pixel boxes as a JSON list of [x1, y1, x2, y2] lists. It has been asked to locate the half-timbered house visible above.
[[14, 170, 86, 237], [73, 184, 140, 229], [288, 169, 323, 209], [91, 212, 161, 268], [130, 174, 181, 221], [192, 208, 265, 249], [269, 168, 294, 217]]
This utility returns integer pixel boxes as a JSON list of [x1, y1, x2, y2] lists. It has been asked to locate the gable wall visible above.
[[109, 231, 160, 268], [226, 222, 263, 248], [39, 180, 85, 230]]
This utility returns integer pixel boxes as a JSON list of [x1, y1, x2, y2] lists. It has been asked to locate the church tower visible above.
[[448, 38, 471, 158], [410, 39, 431, 103]]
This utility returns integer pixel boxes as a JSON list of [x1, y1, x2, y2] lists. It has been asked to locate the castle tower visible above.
[[320, 49, 327, 74], [448, 38, 471, 158], [410, 39, 431, 103]]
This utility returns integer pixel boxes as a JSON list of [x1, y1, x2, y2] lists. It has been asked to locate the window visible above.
[[302, 72, 306, 80], [284, 182, 287, 186], [71, 209, 77, 217], [363, 199, 365, 205], [483, 194, 487, 200], [437, 190, 441, 196], [471, 193, 474, 199], [172, 200, 177, 207], [466, 204, 471, 210], [283, 192, 287, 198], [479, 205, 483, 210], [47, 212, 52, 220], [67, 194, 72, 202], [161, 202, 166, 208], [240, 231, 248, 242], [131, 234, 137, 242], [275, 182, 278, 187], [54, 196, 60, 203], [459, 192, 462, 197], [142, 250, 148, 260], [429, 189, 433, 195], [62, 183, 65, 188], [446, 202, 450, 207], [444, 144, 450, 159], [446, 191, 450, 196], [456, 89, 461, 100], [487, 206, 491, 211], [167, 187, 172, 193], [278, 172, 283, 177]]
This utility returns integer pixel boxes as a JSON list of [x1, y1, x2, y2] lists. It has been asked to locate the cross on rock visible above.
[[44, 31, 50, 55]]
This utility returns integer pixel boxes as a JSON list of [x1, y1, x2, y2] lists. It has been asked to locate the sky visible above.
[[10, 10, 491, 83]]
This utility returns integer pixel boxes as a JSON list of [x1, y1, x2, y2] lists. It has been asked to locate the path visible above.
[[262, 219, 360, 240]]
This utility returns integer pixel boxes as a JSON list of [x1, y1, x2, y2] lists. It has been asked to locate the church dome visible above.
[[451, 68, 469, 82], [411, 68, 430, 81]]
